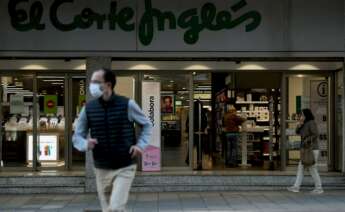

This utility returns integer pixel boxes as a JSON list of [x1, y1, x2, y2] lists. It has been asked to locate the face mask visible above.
[[89, 83, 103, 98]]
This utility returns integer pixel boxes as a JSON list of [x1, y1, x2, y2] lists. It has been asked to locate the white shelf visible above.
[[237, 110, 269, 113], [236, 101, 269, 104], [286, 120, 299, 123], [245, 127, 270, 133], [2, 102, 33, 106]]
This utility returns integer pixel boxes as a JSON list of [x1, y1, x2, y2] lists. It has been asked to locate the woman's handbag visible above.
[[301, 137, 315, 166]]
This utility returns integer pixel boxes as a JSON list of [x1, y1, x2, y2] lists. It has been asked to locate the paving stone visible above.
[[1, 191, 345, 211]]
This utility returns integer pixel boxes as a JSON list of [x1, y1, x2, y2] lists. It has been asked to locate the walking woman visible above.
[[288, 109, 323, 194]]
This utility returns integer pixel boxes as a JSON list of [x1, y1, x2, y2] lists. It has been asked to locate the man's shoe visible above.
[[287, 186, 300, 193], [311, 188, 324, 195]]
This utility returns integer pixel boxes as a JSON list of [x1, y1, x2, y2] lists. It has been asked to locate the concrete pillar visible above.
[[342, 1, 345, 174], [343, 61, 345, 173], [85, 57, 112, 192]]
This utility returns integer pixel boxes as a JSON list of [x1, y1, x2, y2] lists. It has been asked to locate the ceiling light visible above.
[[238, 64, 266, 70], [129, 64, 157, 70], [290, 64, 319, 70], [43, 80, 64, 82], [74, 64, 86, 70], [20, 64, 47, 70], [185, 65, 210, 70]]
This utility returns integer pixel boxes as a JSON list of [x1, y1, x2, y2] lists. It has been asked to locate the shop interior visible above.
[[143, 74, 190, 167], [0, 75, 85, 169], [143, 72, 283, 170], [0, 60, 343, 173], [118, 63, 341, 172], [286, 75, 330, 172], [188, 72, 340, 172], [191, 72, 281, 170]]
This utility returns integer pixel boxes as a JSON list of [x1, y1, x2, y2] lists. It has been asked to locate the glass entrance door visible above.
[[142, 74, 192, 168], [35, 76, 66, 169], [285, 74, 332, 171]]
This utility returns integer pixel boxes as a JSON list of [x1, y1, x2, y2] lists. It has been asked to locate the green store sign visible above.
[[8, 0, 262, 46]]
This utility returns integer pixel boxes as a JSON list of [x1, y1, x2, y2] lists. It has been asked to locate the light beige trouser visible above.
[[294, 150, 322, 189], [94, 164, 137, 212]]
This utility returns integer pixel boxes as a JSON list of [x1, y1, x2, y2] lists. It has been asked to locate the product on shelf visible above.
[[49, 117, 59, 129], [216, 88, 281, 168], [57, 117, 65, 130]]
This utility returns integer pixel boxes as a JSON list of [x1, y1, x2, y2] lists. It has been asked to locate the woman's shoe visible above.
[[287, 186, 300, 193], [311, 188, 324, 194]]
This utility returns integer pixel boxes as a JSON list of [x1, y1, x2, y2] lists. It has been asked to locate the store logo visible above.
[[317, 82, 328, 98], [79, 80, 85, 96], [47, 100, 55, 108], [148, 96, 155, 127], [8, 0, 262, 45]]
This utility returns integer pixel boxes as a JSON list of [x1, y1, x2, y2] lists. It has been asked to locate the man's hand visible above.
[[87, 138, 98, 150], [129, 145, 143, 158]]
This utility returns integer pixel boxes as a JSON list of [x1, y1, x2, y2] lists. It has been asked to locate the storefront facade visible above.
[[0, 0, 344, 192]]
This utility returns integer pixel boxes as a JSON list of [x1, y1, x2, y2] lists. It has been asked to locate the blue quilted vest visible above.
[[85, 94, 136, 169]]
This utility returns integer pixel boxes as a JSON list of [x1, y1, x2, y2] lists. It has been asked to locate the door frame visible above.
[[281, 72, 335, 171], [144, 71, 194, 170], [119, 70, 194, 170], [35, 72, 86, 170], [68, 75, 87, 170], [36, 74, 66, 171]]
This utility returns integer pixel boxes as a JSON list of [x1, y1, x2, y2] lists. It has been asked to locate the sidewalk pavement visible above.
[[1, 190, 345, 212]]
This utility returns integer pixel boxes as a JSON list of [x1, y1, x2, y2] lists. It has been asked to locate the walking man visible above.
[[73, 68, 152, 212]]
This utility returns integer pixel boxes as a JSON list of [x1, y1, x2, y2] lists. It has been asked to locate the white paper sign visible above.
[[141, 81, 161, 171], [10, 94, 24, 114]]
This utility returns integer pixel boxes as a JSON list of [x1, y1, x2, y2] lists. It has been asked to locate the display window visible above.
[[0, 66, 341, 173], [190, 73, 282, 170], [141, 74, 191, 169], [187, 72, 336, 171], [0, 74, 86, 171], [1, 76, 34, 169]]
